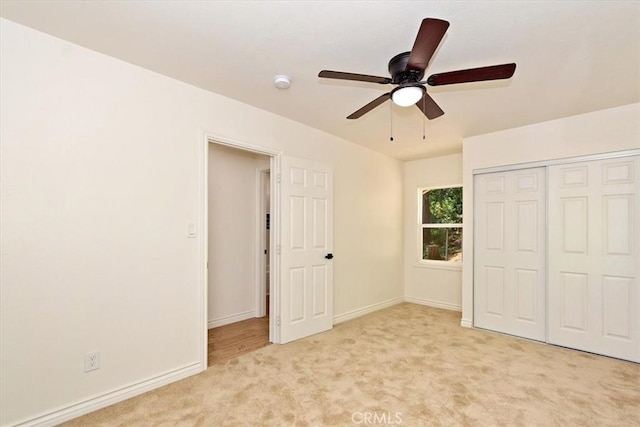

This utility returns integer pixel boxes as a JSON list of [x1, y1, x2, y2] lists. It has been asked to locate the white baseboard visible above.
[[404, 296, 462, 312], [208, 310, 255, 329], [13, 362, 202, 427], [460, 318, 473, 328], [333, 297, 403, 325]]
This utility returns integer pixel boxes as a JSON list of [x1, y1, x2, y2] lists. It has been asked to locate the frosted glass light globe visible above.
[[391, 86, 425, 107]]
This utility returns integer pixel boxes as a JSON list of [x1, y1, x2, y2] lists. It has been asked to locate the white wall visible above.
[[403, 154, 462, 310], [208, 144, 269, 327], [0, 19, 404, 426], [461, 103, 640, 326]]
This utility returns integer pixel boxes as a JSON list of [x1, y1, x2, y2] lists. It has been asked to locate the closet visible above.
[[474, 154, 639, 363]]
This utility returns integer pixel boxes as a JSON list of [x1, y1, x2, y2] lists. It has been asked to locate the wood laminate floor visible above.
[[207, 316, 270, 366]]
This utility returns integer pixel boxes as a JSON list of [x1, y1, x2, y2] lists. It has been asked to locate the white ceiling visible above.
[[2, 1, 639, 161]]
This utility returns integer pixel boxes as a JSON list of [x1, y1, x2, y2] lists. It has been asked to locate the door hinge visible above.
[[276, 316, 281, 326], [277, 245, 281, 255], [277, 173, 281, 184]]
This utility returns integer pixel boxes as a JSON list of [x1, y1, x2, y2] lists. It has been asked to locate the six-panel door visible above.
[[474, 155, 639, 363], [474, 168, 547, 341], [548, 156, 639, 362], [279, 156, 334, 344]]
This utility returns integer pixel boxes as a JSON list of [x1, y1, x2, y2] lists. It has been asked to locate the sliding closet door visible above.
[[474, 168, 546, 341], [548, 156, 640, 362]]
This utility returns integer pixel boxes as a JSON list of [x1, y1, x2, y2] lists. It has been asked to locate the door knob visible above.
[[325, 253, 334, 260]]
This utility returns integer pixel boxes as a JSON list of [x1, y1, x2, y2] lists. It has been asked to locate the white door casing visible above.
[[279, 156, 333, 344], [474, 168, 546, 341], [548, 156, 640, 362]]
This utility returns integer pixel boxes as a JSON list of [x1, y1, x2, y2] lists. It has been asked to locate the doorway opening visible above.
[[204, 137, 280, 366]]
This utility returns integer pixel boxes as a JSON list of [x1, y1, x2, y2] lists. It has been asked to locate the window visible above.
[[420, 186, 463, 263]]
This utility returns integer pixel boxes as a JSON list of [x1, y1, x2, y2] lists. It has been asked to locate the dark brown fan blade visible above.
[[319, 70, 392, 84], [415, 92, 444, 120], [427, 63, 516, 86], [406, 18, 450, 73], [347, 93, 391, 119]]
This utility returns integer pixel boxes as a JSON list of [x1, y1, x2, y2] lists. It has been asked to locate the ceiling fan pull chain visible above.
[[422, 96, 426, 140], [389, 101, 394, 141]]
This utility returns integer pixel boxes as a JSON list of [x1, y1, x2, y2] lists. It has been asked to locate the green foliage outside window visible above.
[[422, 187, 463, 262]]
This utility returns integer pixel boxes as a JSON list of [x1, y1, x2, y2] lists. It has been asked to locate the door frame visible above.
[[200, 132, 282, 367], [256, 168, 271, 318]]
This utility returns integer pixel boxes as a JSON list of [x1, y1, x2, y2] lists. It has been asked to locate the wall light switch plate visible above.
[[187, 223, 197, 238]]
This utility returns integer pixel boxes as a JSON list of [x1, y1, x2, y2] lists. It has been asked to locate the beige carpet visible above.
[[64, 303, 640, 426]]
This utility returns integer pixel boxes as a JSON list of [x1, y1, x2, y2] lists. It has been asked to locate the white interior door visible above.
[[548, 156, 640, 362], [474, 168, 546, 341], [279, 156, 333, 344]]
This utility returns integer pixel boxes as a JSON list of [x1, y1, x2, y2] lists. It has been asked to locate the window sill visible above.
[[413, 261, 463, 271]]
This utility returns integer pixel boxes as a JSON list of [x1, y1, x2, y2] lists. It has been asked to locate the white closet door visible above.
[[474, 168, 546, 341], [548, 156, 640, 362]]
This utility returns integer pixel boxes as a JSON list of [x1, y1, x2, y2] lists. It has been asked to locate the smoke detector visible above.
[[274, 75, 291, 89]]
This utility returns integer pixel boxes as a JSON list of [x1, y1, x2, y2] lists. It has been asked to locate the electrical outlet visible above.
[[84, 351, 100, 372]]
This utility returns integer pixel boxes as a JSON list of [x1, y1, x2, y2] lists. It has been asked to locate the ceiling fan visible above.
[[318, 18, 516, 120]]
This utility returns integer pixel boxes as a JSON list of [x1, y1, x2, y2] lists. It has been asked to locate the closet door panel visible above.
[[548, 156, 639, 362], [474, 168, 546, 341]]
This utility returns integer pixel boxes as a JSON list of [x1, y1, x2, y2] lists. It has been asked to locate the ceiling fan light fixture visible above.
[[318, 17, 515, 121], [391, 85, 425, 107]]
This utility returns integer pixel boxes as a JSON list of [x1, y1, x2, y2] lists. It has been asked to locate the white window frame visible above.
[[416, 185, 463, 270]]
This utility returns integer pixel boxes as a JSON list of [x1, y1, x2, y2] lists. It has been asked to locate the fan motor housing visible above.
[[388, 52, 425, 84]]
